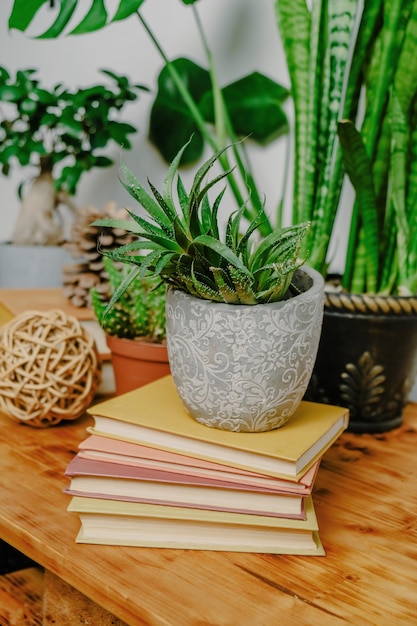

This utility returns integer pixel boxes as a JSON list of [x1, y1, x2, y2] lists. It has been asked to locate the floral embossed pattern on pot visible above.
[[166, 266, 324, 432]]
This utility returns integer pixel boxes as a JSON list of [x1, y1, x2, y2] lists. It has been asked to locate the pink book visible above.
[[64, 455, 308, 519], [78, 434, 318, 495]]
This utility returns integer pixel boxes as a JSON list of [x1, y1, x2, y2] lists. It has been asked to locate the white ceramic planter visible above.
[[0, 243, 72, 288], [166, 265, 325, 432]]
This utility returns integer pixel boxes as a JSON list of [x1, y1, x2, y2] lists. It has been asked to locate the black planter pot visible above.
[[305, 289, 417, 433]]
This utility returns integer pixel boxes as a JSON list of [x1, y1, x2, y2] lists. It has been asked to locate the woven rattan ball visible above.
[[0, 309, 102, 427]]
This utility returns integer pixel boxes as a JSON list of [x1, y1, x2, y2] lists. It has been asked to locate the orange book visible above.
[[78, 434, 319, 494]]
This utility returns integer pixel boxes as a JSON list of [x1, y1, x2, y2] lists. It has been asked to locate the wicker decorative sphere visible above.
[[0, 309, 102, 427]]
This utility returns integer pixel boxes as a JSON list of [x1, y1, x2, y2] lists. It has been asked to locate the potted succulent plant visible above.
[[274, 0, 417, 432], [0, 64, 145, 287], [93, 139, 325, 433], [90, 257, 169, 395]]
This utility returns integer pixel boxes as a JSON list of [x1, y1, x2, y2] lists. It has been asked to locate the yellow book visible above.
[[68, 495, 325, 555], [87, 376, 349, 481], [0, 301, 14, 326]]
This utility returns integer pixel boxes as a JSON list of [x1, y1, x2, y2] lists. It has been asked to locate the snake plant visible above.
[[92, 140, 310, 307], [275, 0, 417, 296]]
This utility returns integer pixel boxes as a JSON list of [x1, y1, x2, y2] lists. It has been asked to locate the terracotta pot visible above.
[[165, 266, 324, 432], [106, 335, 170, 396], [305, 289, 417, 433]]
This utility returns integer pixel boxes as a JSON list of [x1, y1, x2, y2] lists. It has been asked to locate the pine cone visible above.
[[63, 202, 135, 308]]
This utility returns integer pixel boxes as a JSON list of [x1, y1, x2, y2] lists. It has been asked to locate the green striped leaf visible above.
[[388, 90, 410, 292], [338, 120, 379, 292], [275, 0, 311, 225]]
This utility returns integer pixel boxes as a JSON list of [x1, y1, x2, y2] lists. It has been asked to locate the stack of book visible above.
[[65, 376, 349, 555]]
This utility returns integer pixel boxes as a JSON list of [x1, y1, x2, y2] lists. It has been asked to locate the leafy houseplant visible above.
[[93, 140, 325, 432], [0, 65, 146, 245], [275, 0, 417, 431], [7, 0, 290, 237], [9, 1, 417, 429], [90, 257, 169, 395]]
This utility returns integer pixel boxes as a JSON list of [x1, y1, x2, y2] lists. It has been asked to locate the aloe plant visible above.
[[7, 0, 289, 237], [90, 257, 166, 342], [275, 0, 417, 296], [93, 140, 310, 307]]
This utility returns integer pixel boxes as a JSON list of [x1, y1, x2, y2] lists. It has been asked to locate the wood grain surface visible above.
[[0, 567, 43, 626], [0, 289, 95, 320], [0, 404, 416, 626]]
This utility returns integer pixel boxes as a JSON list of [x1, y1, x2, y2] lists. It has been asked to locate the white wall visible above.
[[0, 0, 294, 244]]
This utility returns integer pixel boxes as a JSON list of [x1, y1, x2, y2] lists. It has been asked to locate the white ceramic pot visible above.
[[0, 243, 72, 288], [165, 265, 324, 432]]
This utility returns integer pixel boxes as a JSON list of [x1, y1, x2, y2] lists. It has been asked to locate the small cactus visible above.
[[90, 257, 166, 342]]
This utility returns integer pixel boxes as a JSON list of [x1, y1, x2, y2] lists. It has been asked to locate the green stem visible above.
[[136, 11, 214, 150], [136, 10, 270, 235], [192, 6, 226, 146], [192, 7, 271, 232], [193, 6, 271, 232]]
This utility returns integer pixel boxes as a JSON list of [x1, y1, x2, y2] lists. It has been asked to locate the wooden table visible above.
[[0, 405, 416, 626]]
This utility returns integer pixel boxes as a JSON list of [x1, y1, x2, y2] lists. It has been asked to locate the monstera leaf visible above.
[[8, 0, 145, 37], [149, 58, 211, 165], [150, 60, 289, 165]]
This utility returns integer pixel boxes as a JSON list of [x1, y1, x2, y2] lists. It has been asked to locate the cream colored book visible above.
[[64, 454, 308, 519], [68, 495, 325, 555], [87, 376, 349, 481]]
